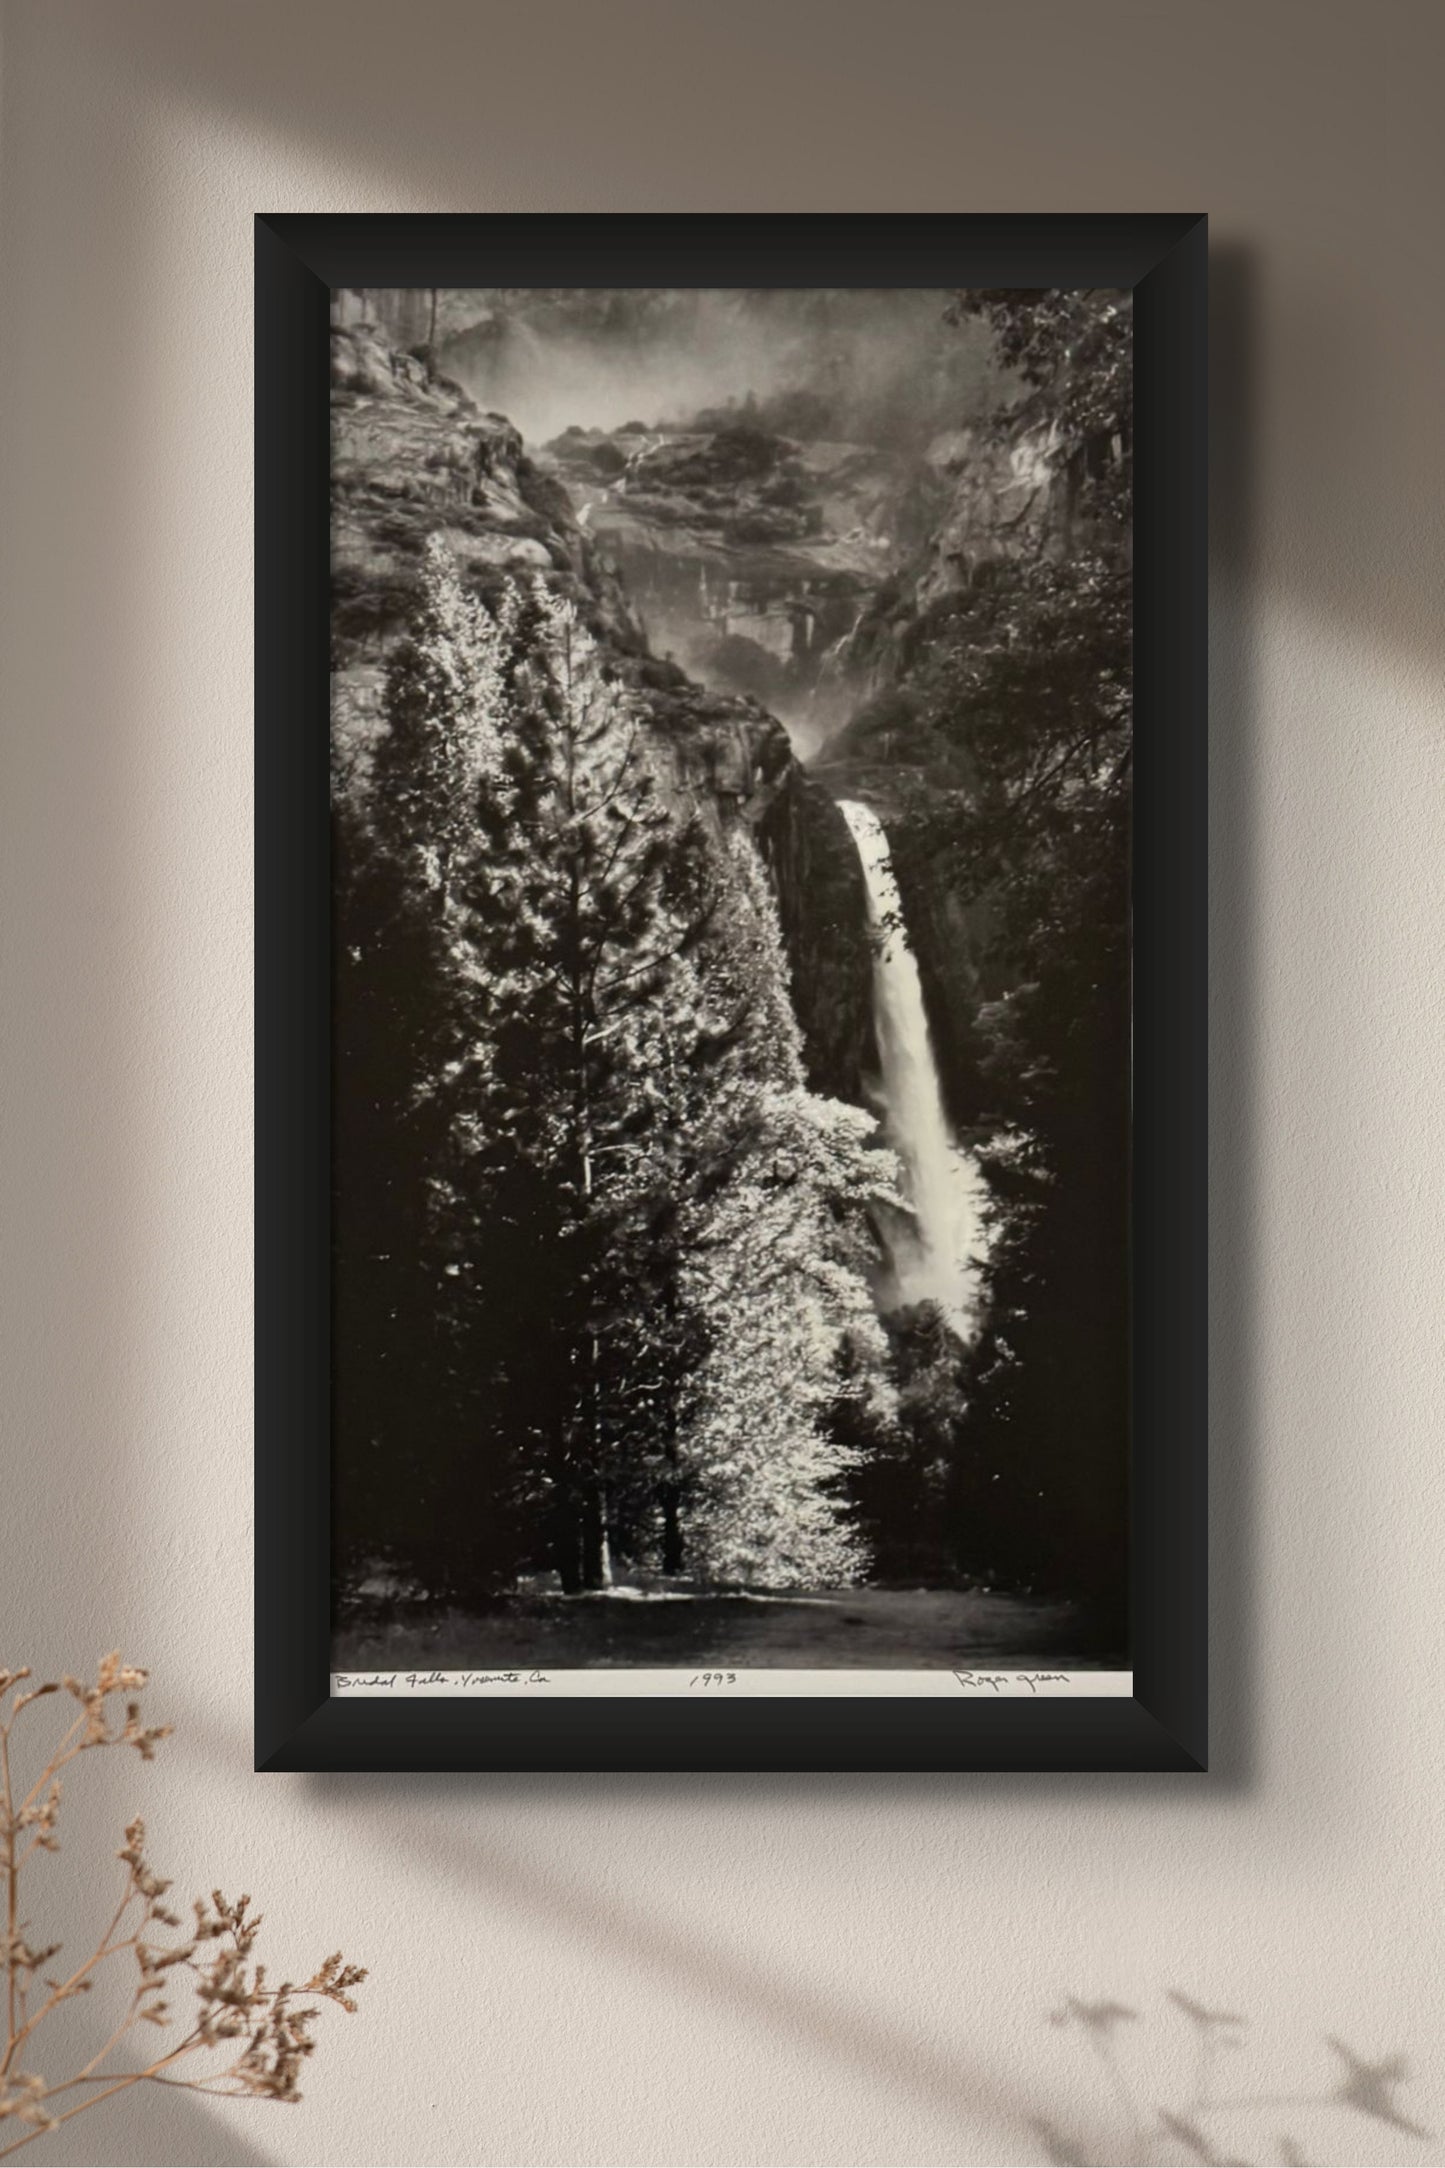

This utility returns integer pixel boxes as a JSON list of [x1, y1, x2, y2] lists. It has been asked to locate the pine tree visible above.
[[333, 547, 532, 1602], [453, 575, 716, 1588], [372, 534, 516, 912], [669, 832, 900, 1588]]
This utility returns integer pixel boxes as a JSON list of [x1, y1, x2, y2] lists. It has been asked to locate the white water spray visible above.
[[838, 800, 987, 1336]]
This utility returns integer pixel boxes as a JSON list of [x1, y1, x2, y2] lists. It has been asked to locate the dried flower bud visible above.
[[0, 2070, 57, 2133]]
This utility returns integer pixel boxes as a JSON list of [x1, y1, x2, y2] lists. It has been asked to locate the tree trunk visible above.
[[578, 1481, 607, 1590], [554, 1494, 586, 1595], [661, 1482, 684, 1575]]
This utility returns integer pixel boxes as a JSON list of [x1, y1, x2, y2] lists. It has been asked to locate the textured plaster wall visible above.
[[1, 4, 1443, 2163]]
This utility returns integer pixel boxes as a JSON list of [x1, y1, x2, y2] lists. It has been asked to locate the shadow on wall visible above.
[[1036, 1993, 1434, 2168], [24, 2097, 272, 2168], [5, 1674, 1433, 2168], [19, 1956, 1435, 2168], [27, 0, 1445, 678], [8, 1951, 274, 2168], [286, 1759, 1431, 2168], [0, 55, 274, 2150], [1206, 240, 1260, 1795], [296, 1767, 1060, 2160]]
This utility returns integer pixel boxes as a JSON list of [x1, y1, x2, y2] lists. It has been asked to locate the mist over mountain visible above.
[[380, 289, 1000, 763], [428, 286, 1002, 450]]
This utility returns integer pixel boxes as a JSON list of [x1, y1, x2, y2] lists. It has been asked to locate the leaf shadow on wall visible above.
[[303, 1750, 1436, 2168], [1034, 1992, 1434, 2168]]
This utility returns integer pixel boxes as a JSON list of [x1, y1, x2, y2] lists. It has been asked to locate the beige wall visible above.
[[2, 4, 1442, 2162]]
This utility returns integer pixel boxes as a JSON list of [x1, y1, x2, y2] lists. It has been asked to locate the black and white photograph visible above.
[[327, 282, 1132, 1690]]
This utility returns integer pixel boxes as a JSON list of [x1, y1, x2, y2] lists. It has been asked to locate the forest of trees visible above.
[[333, 552, 901, 1601], [332, 288, 1133, 1644], [903, 289, 1134, 1631]]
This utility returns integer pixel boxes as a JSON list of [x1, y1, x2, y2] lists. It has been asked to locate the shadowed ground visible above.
[[333, 1586, 1122, 1671]]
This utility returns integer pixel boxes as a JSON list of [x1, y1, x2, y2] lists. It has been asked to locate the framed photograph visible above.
[[256, 213, 1206, 1772]]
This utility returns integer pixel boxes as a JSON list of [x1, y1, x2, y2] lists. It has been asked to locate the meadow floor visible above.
[[332, 1584, 1122, 1672]]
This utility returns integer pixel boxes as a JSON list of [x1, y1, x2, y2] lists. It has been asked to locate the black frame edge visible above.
[[256, 213, 1208, 1775], [1130, 215, 1209, 1770], [255, 216, 334, 1769]]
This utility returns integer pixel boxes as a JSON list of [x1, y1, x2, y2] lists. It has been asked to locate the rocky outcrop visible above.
[[794, 422, 1077, 1131], [332, 286, 435, 348], [536, 418, 940, 746], [760, 768, 876, 1104], [522, 402, 1074, 787], [330, 324, 605, 766], [331, 328, 765, 800], [828, 418, 1066, 706]]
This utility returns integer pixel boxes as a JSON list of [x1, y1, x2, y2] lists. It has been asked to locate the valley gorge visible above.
[[328, 283, 1132, 1635], [330, 286, 1081, 1131]]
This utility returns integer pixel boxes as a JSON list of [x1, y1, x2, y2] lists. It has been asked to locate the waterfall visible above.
[[838, 800, 987, 1336]]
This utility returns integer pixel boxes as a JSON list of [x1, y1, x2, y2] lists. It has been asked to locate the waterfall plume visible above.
[[838, 800, 987, 1335]]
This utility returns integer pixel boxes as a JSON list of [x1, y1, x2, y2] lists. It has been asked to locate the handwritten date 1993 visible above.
[[689, 1672, 738, 1688]]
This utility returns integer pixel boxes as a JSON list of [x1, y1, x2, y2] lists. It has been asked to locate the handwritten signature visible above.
[[952, 1670, 1069, 1694]]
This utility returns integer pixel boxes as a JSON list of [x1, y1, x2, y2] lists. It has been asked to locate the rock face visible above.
[[525, 402, 1071, 785], [796, 421, 1087, 1131], [536, 417, 938, 753], [332, 286, 435, 348], [329, 322, 875, 1101], [760, 768, 876, 1105], [824, 419, 1067, 715], [331, 326, 597, 764]]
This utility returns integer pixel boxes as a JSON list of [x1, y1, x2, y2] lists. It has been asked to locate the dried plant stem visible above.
[[1, 1729, 15, 2051], [0, 1657, 364, 2157], [4, 1878, 135, 2077]]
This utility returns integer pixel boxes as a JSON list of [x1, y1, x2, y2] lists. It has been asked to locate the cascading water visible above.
[[838, 800, 987, 1337]]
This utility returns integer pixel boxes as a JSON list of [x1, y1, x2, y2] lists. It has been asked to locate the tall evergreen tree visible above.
[[439, 574, 708, 1588], [339, 541, 901, 1602], [333, 549, 532, 1601]]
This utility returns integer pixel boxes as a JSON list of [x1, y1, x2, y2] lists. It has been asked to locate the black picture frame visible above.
[[256, 212, 1206, 1773]]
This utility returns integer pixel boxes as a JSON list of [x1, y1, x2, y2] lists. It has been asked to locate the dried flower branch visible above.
[[0, 1658, 364, 2158]]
